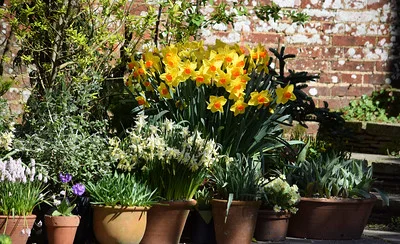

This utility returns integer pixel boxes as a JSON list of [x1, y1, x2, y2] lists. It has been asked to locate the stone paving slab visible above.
[[250, 230, 400, 244]]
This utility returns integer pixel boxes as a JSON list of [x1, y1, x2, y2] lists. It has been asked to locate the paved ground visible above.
[[251, 230, 400, 243]]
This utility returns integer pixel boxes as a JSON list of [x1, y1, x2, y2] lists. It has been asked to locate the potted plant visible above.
[[288, 151, 389, 240], [85, 172, 157, 244], [209, 154, 262, 244], [44, 172, 85, 244], [0, 157, 47, 243], [109, 114, 223, 244], [254, 174, 300, 241]]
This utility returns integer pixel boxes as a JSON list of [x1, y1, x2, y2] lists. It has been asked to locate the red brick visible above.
[[341, 73, 363, 84], [322, 47, 344, 59], [343, 47, 364, 59], [376, 36, 392, 47], [284, 34, 330, 45], [366, 0, 389, 9], [284, 46, 322, 59], [332, 61, 375, 72], [314, 97, 352, 110], [363, 73, 390, 85], [332, 35, 376, 47], [375, 61, 390, 72], [300, 0, 323, 8], [331, 85, 374, 97], [286, 59, 329, 72], [303, 86, 331, 96], [245, 33, 284, 46], [318, 72, 342, 84]]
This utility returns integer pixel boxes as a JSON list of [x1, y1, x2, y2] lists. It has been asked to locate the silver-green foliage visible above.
[[86, 172, 157, 207], [292, 152, 389, 205], [14, 81, 112, 187], [210, 154, 262, 201]]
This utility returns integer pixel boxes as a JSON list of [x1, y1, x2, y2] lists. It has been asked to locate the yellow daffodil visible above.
[[135, 95, 149, 107], [161, 45, 181, 68], [207, 96, 227, 113], [160, 68, 180, 87], [202, 51, 223, 77], [276, 84, 296, 104], [227, 66, 244, 80], [192, 66, 211, 87], [248, 90, 272, 108], [142, 51, 161, 72], [227, 78, 245, 101], [179, 60, 197, 80], [230, 98, 248, 116], [157, 82, 172, 99], [215, 70, 233, 88]]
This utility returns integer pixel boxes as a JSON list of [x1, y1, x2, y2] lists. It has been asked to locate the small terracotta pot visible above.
[[0, 215, 36, 244], [92, 205, 148, 244], [287, 196, 377, 240], [254, 209, 291, 242], [211, 199, 261, 244], [141, 199, 197, 244], [45, 215, 80, 244]]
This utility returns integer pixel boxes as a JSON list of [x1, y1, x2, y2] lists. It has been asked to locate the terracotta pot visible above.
[[287, 195, 377, 240], [254, 209, 291, 242], [45, 215, 80, 244], [141, 199, 197, 244], [0, 215, 36, 244], [92, 205, 148, 244], [211, 199, 261, 244]]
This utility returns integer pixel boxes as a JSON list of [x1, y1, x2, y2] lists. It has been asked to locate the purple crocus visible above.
[[59, 173, 72, 183], [72, 183, 85, 196]]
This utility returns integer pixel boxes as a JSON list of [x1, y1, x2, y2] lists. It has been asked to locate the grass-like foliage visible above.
[[0, 158, 47, 216], [210, 154, 262, 201], [85, 172, 157, 207]]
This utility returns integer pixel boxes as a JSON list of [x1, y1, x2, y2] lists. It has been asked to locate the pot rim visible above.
[[300, 194, 377, 203], [211, 199, 261, 207], [91, 205, 150, 211], [0, 214, 36, 219], [44, 214, 81, 219]]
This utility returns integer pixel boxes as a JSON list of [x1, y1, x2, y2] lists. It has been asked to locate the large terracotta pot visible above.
[[92, 205, 148, 244], [254, 209, 291, 242], [287, 196, 377, 240], [141, 199, 197, 244], [45, 215, 80, 244], [0, 215, 36, 244], [211, 199, 261, 244]]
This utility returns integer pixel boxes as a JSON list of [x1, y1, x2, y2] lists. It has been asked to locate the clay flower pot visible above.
[[92, 205, 149, 244], [141, 199, 197, 244], [254, 209, 291, 242], [287, 196, 377, 240], [0, 215, 36, 244], [45, 215, 80, 244], [211, 199, 261, 244]]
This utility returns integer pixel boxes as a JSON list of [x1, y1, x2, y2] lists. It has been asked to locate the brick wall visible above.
[[0, 0, 398, 113], [201, 0, 399, 109]]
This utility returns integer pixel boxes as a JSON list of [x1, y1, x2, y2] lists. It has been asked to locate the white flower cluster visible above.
[[0, 122, 14, 151], [110, 114, 221, 172], [0, 157, 48, 183], [263, 174, 300, 214]]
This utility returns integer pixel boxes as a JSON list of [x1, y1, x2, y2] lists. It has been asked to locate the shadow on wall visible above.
[[391, 1, 400, 89]]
